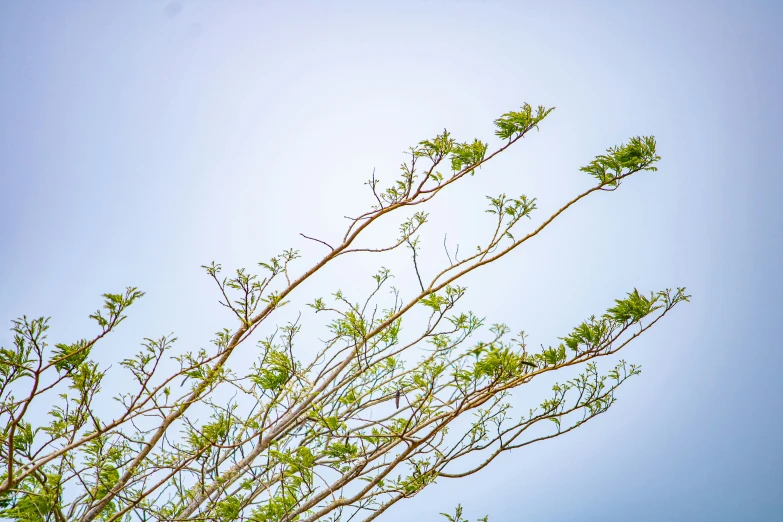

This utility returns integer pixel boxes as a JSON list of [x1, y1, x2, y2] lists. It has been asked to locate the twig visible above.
[[406, 237, 425, 292], [443, 234, 453, 266], [369, 167, 383, 209], [300, 233, 334, 251]]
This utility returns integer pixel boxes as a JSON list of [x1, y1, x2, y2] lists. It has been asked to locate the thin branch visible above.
[[300, 233, 334, 251]]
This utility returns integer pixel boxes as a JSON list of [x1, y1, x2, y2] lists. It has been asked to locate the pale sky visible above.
[[1, 2, 781, 521]]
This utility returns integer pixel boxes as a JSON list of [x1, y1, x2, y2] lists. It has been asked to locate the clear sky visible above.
[[1, 1, 781, 521]]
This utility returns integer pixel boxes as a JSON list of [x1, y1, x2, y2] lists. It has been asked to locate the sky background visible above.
[[1, 1, 781, 521]]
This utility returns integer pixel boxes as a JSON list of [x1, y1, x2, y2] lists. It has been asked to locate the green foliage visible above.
[[396, 457, 438, 496], [606, 287, 661, 323], [51, 339, 91, 373], [450, 139, 489, 174], [88, 288, 144, 331], [541, 343, 567, 366], [486, 193, 536, 220], [420, 285, 466, 312], [440, 504, 489, 522], [214, 496, 243, 522], [1, 317, 49, 385], [252, 349, 293, 390], [561, 288, 689, 354], [0, 103, 688, 522], [268, 446, 316, 488], [493, 103, 554, 140], [325, 441, 358, 460], [580, 136, 660, 186], [417, 129, 455, 163], [474, 344, 536, 382], [0, 473, 62, 522], [249, 491, 301, 522]]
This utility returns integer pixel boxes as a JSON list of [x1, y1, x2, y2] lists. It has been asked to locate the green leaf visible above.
[[580, 136, 660, 186], [493, 104, 554, 140]]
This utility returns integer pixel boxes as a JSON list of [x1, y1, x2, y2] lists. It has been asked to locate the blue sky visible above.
[[0, 1, 781, 521]]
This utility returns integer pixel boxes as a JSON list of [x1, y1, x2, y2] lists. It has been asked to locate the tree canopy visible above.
[[0, 104, 688, 522]]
